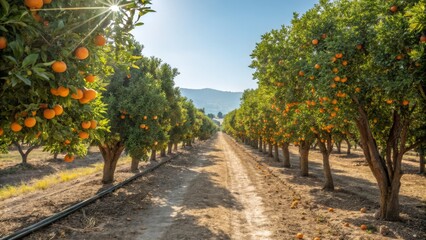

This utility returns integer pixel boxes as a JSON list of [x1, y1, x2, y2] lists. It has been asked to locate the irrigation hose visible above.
[[1, 153, 180, 240]]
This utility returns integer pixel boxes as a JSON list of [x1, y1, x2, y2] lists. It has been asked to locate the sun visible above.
[[110, 5, 120, 12]]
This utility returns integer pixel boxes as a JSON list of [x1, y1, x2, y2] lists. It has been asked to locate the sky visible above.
[[132, 0, 318, 92]]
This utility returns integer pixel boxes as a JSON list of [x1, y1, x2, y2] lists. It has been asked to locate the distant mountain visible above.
[[180, 88, 243, 115]]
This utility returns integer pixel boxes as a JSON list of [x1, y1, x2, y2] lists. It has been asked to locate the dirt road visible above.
[[21, 132, 424, 239], [24, 132, 337, 239]]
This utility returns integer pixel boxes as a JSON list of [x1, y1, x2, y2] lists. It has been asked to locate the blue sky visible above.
[[132, 0, 318, 92]]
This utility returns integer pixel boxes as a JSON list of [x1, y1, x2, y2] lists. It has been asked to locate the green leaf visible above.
[[0, 26, 7, 32], [14, 73, 31, 86], [36, 60, 56, 67], [22, 54, 39, 68], [4, 55, 18, 65], [0, 0, 9, 15]]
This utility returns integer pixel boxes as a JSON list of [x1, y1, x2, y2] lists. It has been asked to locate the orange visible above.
[[386, 99, 393, 104], [334, 76, 341, 82], [83, 88, 97, 100], [296, 233, 304, 239], [31, 111, 37, 116], [52, 61, 67, 73], [0, 37, 7, 50], [50, 88, 59, 96], [332, 99, 338, 105], [321, 33, 327, 39], [24, 117, 37, 128], [332, 67, 339, 73], [79, 98, 90, 104], [312, 39, 319, 45], [402, 100, 409, 106], [64, 154, 75, 163], [140, 124, 146, 129], [120, 115, 126, 119], [298, 71, 304, 77], [57, 86, 69, 97], [89, 120, 97, 129], [314, 64, 320, 69], [39, 103, 48, 109], [360, 224, 368, 230], [94, 34, 106, 46], [153, 116, 158, 120], [43, 109, 56, 119], [355, 87, 361, 93], [314, 238, 321, 240], [335, 53, 343, 59], [24, 0, 43, 9], [78, 131, 89, 139], [43, 0, 52, 4], [143, 116, 147, 120], [75, 47, 89, 60], [0, 128, 3, 136], [342, 60, 348, 66], [11, 122, 23, 132], [53, 104, 63, 115], [85, 74, 96, 83], [81, 121, 91, 129], [356, 44, 363, 50], [330, 83, 336, 88], [64, 139, 71, 145], [390, 5, 398, 13], [420, 35, 426, 43], [71, 89, 84, 99], [341, 77, 347, 83], [31, 11, 42, 22]]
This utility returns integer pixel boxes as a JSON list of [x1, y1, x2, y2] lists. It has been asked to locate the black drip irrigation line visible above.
[[1, 153, 180, 240]]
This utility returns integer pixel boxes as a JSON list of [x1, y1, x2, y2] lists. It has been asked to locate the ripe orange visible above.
[[321, 33, 327, 39], [81, 121, 91, 129], [83, 88, 97, 100], [52, 61, 67, 73], [94, 34, 106, 46], [360, 224, 368, 230], [140, 124, 146, 129], [24, 0, 43, 9], [314, 237, 321, 240], [11, 122, 23, 132], [79, 97, 90, 104], [53, 104, 63, 115], [330, 83, 336, 88], [57, 86, 69, 97], [355, 87, 361, 93], [64, 154, 75, 163], [402, 100, 409, 106], [386, 99, 393, 104], [390, 5, 398, 13], [143, 116, 147, 120], [43, 109, 56, 119], [332, 99, 338, 105], [335, 53, 343, 59], [334, 76, 341, 82], [314, 64, 321, 69], [120, 115, 126, 119], [312, 39, 319, 45], [395, 54, 404, 60], [356, 44, 363, 50], [328, 207, 334, 212], [0, 128, 3, 136], [153, 116, 158, 120], [75, 47, 89, 60], [0, 37, 7, 50], [341, 77, 347, 83], [309, 75, 315, 80], [64, 139, 71, 145], [24, 117, 37, 128], [296, 233, 304, 239], [420, 35, 426, 43], [71, 89, 84, 100], [90, 120, 97, 129], [342, 60, 348, 66], [43, 0, 52, 4], [85, 74, 96, 83], [298, 71, 304, 77], [50, 88, 59, 96], [78, 131, 89, 139]]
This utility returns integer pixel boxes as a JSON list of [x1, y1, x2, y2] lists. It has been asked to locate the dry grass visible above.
[[0, 156, 131, 200]]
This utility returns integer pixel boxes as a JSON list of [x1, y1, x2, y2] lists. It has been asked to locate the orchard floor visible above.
[[0, 132, 424, 239]]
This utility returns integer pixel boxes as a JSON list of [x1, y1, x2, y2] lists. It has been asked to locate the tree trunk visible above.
[[53, 153, 59, 160], [273, 143, 279, 161], [160, 148, 166, 157], [282, 142, 291, 168], [268, 143, 273, 157], [130, 156, 140, 172], [318, 136, 334, 191], [419, 148, 425, 174], [299, 141, 310, 177], [345, 139, 351, 155], [259, 138, 263, 152], [336, 140, 342, 153], [167, 142, 173, 154], [174, 143, 178, 151], [13, 142, 37, 166], [99, 141, 125, 184], [150, 149, 156, 161], [263, 141, 267, 153], [253, 139, 258, 148], [355, 107, 408, 221], [187, 140, 192, 147]]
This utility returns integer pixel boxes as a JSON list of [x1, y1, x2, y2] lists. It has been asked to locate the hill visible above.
[[180, 88, 243, 115]]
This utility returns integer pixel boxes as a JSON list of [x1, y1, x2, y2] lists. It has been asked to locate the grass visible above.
[[0, 156, 131, 200]]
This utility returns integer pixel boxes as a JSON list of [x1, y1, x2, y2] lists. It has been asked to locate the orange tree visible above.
[[0, 0, 153, 163], [297, 0, 426, 220]]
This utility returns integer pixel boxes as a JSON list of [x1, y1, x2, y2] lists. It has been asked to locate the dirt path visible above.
[[23, 133, 338, 239]]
